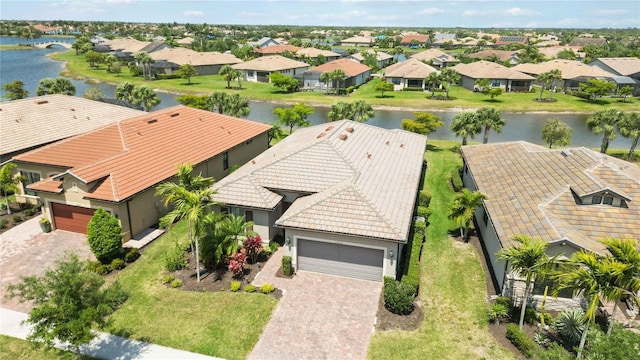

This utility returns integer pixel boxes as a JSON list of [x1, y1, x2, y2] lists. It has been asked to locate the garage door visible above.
[[297, 239, 383, 282], [51, 203, 96, 234]]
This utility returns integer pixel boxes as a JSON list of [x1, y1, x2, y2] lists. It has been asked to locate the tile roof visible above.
[[312, 58, 371, 77], [410, 48, 459, 63], [17, 106, 272, 202], [255, 44, 302, 55], [295, 47, 341, 58], [461, 142, 640, 253], [231, 55, 309, 72], [590, 57, 640, 76], [400, 34, 429, 44], [467, 50, 520, 62], [453, 60, 535, 80], [340, 36, 375, 44], [569, 37, 607, 47], [0, 95, 144, 158], [149, 47, 241, 66], [349, 51, 393, 62], [104, 37, 149, 53], [512, 59, 618, 79], [212, 121, 427, 242], [384, 58, 438, 79]]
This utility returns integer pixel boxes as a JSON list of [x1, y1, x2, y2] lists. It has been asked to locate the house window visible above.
[[247, 71, 254, 77], [591, 196, 602, 204], [491, 80, 501, 87], [221, 207, 229, 214], [223, 151, 229, 170], [603, 196, 613, 205], [391, 77, 401, 85], [21, 171, 41, 196], [245, 210, 254, 231]]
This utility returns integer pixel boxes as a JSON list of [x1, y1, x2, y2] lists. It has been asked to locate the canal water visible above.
[[0, 36, 633, 149]]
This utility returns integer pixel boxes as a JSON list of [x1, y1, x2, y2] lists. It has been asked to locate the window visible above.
[[21, 171, 41, 196], [247, 71, 254, 77], [221, 207, 229, 214], [491, 80, 501, 87], [603, 196, 613, 205], [223, 151, 229, 170], [245, 210, 254, 231], [591, 196, 602, 204]]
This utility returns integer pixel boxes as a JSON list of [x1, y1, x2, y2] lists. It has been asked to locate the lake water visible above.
[[0, 37, 633, 149]]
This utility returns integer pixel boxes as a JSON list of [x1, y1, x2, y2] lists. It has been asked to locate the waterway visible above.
[[0, 36, 633, 149]]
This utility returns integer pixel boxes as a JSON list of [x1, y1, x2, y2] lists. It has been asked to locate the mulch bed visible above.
[[171, 250, 282, 300], [0, 202, 41, 234], [374, 291, 424, 331]]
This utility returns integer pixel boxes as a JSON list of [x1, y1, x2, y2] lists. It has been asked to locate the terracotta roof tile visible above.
[[312, 58, 371, 77], [255, 44, 302, 55]]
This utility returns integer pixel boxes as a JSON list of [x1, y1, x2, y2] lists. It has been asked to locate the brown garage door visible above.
[[51, 203, 96, 234]]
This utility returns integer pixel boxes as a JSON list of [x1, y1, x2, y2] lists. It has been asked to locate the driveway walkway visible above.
[[0, 215, 94, 312], [250, 247, 382, 360]]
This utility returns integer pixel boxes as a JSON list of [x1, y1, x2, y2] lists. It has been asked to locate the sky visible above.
[[1, 0, 639, 29]]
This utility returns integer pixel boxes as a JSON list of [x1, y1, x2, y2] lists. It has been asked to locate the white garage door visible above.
[[297, 239, 383, 282]]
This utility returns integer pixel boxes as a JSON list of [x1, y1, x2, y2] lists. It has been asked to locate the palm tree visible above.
[[327, 101, 354, 122], [439, 67, 459, 100], [425, 72, 441, 97], [233, 69, 243, 89], [132, 85, 161, 112], [587, 108, 624, 154], [447, 189, 487, 242], [0, 163, 25, 215], [320, 71, 333, 94], [351, 100, 374, 123], [134, 52, 154, 80], [115, 81, 136, 104], [225, 93, 251, 117], [547, 69, 562, 99], [156, 164, 216, 282], [331, 69, 346, 95], [451, 112, 481, 146], [37, 77, 76, 96], [497, 235, 557, 330], [207, 91, 228, 113], [221, 214, 254, 256], [536, 71, 551, 101], [219, 65, 235, 89], [617, 112, 640, 160], [475, 106, 506, 144]]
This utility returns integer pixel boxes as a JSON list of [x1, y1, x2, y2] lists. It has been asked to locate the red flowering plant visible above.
[[243, 235, 263, 264], [228, 250, 247, 277]]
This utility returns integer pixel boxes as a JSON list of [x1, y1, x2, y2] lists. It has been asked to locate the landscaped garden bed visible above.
[[0, 201, 41, 233]]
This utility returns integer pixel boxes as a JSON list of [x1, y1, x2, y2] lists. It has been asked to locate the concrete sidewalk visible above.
[[0, 307, 223, 360]]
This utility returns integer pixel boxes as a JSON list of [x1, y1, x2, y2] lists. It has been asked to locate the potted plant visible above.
[[39, 217, 52, 233]]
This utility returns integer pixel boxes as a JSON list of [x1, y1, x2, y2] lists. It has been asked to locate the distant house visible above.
[[211, 120, 428, 282], [13, 106, 271, 239], [588, 57, 640, 81], [1, 95, 144, 165], [149, 48, 242, 75], [537, 46, 585, 60], [568, 37, 608, 48], [295, 47, 341, 64], [399, 34, 430, 48], [299, 58, 371, 90], [453, 60, 534, 92], [384, 59, 438, 90], [513, 59, 618, 91], [255, 44, 302, 56], [176, 37, 194, 47], [461, 142, 640, 311], [231, 55, 309, 83], [493, 36, 528, 47], [138, 40, 171, 54], [467, 50, 522, 65], [247, 37, 281, 48], [348, 50, 394, 69], [339, 36, 375, 47], [431, 33, 458, 48], [33, 24, 63, 35], [410, 49, 459, 69]]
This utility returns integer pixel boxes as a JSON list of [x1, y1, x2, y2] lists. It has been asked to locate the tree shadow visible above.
[[426, 144, 445, 152], [375, 94, 395, 98], [577, 98, 612, 105], [482, 99, 503, 103]]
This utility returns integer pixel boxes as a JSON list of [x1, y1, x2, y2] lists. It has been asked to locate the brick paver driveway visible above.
[[250, 257, 382, 360], [1, 216, 94, 312]]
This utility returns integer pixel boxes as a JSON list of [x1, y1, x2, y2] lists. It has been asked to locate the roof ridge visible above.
[[538, 186, 570, 240], [109, 172, 120, 201], [353, 184, 404, 238], [276, 180, 353, 222], [249, 175, 280, 207]]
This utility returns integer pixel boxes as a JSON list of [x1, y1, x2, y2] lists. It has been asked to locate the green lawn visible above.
[[51, 50, 640, 113], [367, 140, 514, 360], [105, 221, 276, 360], [0, 335, 100, 360]]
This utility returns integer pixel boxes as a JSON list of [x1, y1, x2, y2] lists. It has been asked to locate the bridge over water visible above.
[[19, 40, 73, 49]]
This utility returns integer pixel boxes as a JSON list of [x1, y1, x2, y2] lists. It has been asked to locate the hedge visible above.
[[506, 323, 536, 358]]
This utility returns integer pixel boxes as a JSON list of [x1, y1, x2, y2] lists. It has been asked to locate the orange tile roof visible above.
[[312, 58, 371, 77], [17, 106, 272, 202], [400, 34, 429, 44], [255, 44, 302, 54]]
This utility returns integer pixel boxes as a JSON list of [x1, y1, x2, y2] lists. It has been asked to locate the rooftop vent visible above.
[[36, 100, 48, 105], [339, 134, 348, 141], [325, 126, 334, 131], [170, 112, 180, 117], [400, 144, 405, 148], [70, 108, 75, 111], [385, 141, 390, 145], [346, 127, 354, 133], [561, 150, 572, 157], [147, 119, 158, 124], [317, 132, 327, 138], [367, 152, 372, 159]]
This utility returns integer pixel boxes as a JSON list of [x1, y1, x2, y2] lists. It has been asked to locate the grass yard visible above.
[[104, 221, 277, 360], [367, 140, 514, 360], [0, 335, 101, 360]]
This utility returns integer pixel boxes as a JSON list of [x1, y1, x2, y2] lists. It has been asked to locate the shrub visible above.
[[24, 208, 34, 217], [12, 214, 22, 223], [0, 203, 6, 210], [282, 255, 293, 276], [416, 206, 431, 219], [110, 258, 125, 270], [533, 332, 549, 346], [245, 284, 256, 293], [269, 240, 279, 253], [450, 170, 463, 192], [170, 279, 183, 288], [129, 64, 142, 76], [260, 283, 275, 294], [535, 342, 573, 360], [506, 323, 536, 358], [346, 86, 356, 93], [230, 281, 241, 292], [525, 307, 539, 325], [243, 235, 263, 264], [418, 190, 432, 207], [495, 296, 513, 310], [162, 274, 175, 284], [87, 208, 123, 263], [164, 241, 188, 272], [487, 303, 510, 325], [228, 251, 247, 276], [155, 74, 181, 80], [384, 280, 416, 315], [124, 248, 140, 263], [553, 309, 585, 345], [0, 219, 8, 229], [86, 261, 112, 275], [401, 87, 425, 92]]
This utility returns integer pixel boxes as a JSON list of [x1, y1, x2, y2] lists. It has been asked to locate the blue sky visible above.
[[1, 0, 639, 28]]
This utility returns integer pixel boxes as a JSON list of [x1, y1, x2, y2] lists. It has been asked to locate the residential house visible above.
[[149, 47, 242, 75], [295, 47, 341, 64], [493, 36, 529, 47], [211, 120, 427, 282], [461, 141, 640, 310], [1, 95, 144, 165], [467, 49, 522, 65], [410, 48, 459, 69], [247, 37, 281, 48], [537, 46, 585, 60], [176, 37, 194, 47], [231, 55, 309, 83], [399, 34, 430, 48], [384, 59, 438, 90], [453, 60, 534, 92], [32, 24, 63, 35], [431, 33, 459, 48], [138, 40, 171, 54], [298, 58, 371, 90], [339, 36, 375, 47], [588, 57, 640, 93], [13, 106, 271, 240], [568, 37, 609, 48], [513, 59, 617, 91], [255, 44, 302, 57], [348, 50, 393, 69]]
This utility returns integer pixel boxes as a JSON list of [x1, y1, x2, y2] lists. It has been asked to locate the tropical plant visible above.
[[447, 189, 487, 241], [228, 251, 247, 277], [134, 52, 154, 80], [617, 112, 640, 160], [36, 77, 76, 96], [375, 80, 394, 98], [87, 208, 123, 264], [225, 93, 251, 117], [115, 81, 136, 104], [541, 118, 573, 148], [553, 309, 586, 345], [274, 103, 314, 133], [535, 71, 552, 101], [0, 163, 24, 215], [221, 214, 254, 256], [487, 303, 510, 325], [579, 78, 616, 101], [547, 69, 562, 99], [132, 85, 161, 112], [176, 64, 198, 85], [243, 234, 263, 264], [219, 65, 235, 89], [618, 86, 633, 103], [351, 100, 374, 122], [401, 112, 444, 135], [587, 108, 624, 154], [475, 106, 506, 144], [425, 72, 441, 97], [439, 67, 459, 100], [2, 80, 29, 100], [327, 101, 354, 121], [497, 235, 557, 330], [450, 112, 481, 146]]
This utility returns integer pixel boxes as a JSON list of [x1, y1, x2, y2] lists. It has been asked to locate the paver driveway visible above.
[[1, 216, 94, 312], [250, 249, 382, 360]]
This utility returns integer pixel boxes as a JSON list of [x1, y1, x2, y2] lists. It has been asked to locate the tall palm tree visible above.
[[497, 235, 557, 330], [221, 214, 254, 256], [475, 106, 506, 144], [233, 69, 243, 89], [351, 100, 374, 123], [425, 72, 441, 97], [451, 112, 481, 146], [547, 69, 562, 99], [554, 251, 627, 359], [115, 81, 136, 104], [219, 65, 235, 89], [327, 101, 354, 122], [134, 52, 154, 80], [536, 71, 551, 101], [225, 93, 251, 117], [439, 67, 459, 100], [320, 71, 333, 94], [447, 188, 487, 241], [617, 112, 640, 160], [587, 108, 624, 154], [207, 91, 228, 113], [331, 69, 346, 95], [132, 85, 161, 112]]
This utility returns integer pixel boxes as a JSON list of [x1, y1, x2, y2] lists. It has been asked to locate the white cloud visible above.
[[105, 0, 133, 4], [462, 10, 488, 17], [417, 8, 445, 15], [503, 7, 540, 16], [183, 10, 204, 17], [593, 9, 628, 16], [318, 10, 368, 20]]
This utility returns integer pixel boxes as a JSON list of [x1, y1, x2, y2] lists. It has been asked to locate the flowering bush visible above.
[[244, 235, 263, 264], [228, 250, 247, 277]]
